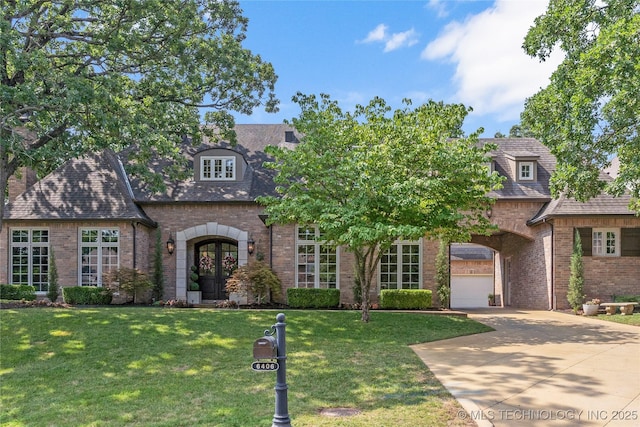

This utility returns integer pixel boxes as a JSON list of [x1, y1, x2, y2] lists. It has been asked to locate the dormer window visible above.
[[201, 156, 235, 181], [519, 161, 534, 181], [505, 151, 539, 183]]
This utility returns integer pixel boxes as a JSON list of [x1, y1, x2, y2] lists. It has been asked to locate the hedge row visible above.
[[0, 284, 37, 301], [379, 289, 432, 310], [62, 286, 113, 305], [613, 295, 640, 304], [287, 288, 340, 309]]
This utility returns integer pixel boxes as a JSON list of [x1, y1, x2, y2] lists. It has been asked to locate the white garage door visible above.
[[451, 275, 494, 308]]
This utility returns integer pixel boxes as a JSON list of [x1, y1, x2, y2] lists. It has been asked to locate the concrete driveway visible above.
[[412, 310, 640, 427]]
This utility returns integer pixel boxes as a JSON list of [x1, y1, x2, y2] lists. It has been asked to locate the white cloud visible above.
[[421, 0, 563, 120], [427, 0, 449, 18], [360, 24, 420, 52], [362, 24, 388, 43], [384, 28, 419, 52]]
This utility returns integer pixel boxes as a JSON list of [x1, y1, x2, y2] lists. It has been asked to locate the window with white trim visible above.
[[379, 241, 421, 290], [201, 156, 236, 180], [592, 228, 620, 256], [296, 226, 339, 289], [10, 229, 49, 291], [80, 229, 120, 286], [518, 161, 534, 181]]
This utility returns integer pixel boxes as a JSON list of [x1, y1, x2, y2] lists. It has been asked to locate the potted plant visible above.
[[488, 293, 496, 306], [582, 298, 600, 316], [226, 260, 282, 306], [187, 265, 201, 304]]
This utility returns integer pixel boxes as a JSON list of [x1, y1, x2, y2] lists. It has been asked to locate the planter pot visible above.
[[187, 290, 202, 305], [229, 292, 248, 306], [583, 304, 599, 316]]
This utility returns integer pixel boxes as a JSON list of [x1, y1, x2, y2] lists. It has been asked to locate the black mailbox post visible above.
[[253, 313, 290, 427]]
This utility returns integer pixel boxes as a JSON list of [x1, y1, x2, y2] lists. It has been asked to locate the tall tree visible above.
[[1, 0, 278, 230], [521, 0, 640, 212], [259, 93, 501, 322]]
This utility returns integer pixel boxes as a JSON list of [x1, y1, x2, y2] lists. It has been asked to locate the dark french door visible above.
[[195, 240, 238, 300]]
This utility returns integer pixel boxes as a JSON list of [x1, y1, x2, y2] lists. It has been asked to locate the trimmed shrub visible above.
[[227, 261, 282, 304], [379, 289, 432, 310], [613, 295, 640, 303], [287, 288, 340, 309], [62, 286, 112, 305], [0, 284, 37, 301]]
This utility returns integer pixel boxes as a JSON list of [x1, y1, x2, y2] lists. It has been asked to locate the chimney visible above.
[[8, 167, 37, 202]]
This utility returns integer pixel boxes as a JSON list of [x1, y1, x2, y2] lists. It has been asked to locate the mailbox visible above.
[[253, 335, 277, 360]]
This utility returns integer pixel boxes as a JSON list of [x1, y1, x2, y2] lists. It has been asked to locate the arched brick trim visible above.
[[175, 222, 248, 300]]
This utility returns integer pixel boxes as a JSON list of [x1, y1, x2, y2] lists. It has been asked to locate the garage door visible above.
[[450, 275, 494, 308]]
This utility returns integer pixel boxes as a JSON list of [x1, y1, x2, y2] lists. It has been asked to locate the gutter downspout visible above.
[[550, 221, 554, 311], [131, 222, 137, 269]]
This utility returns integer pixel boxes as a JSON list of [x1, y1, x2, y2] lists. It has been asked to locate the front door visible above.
[[196, 240, 238, 300]]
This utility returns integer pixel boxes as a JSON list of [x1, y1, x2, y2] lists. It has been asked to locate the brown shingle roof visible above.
[[4, 151, 154, 224], [485, 138, 555, 200], [121, 124, 298, 203]]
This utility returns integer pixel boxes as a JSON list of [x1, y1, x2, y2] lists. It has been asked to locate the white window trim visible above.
[[518, 161, 535, 181], [295, 225, 340, 289], [78, 228, 120, 287], [592, 228, 620, 257], [378, 239, 423, 291], [200, 156, 236, 181], [9, 228, 49, 292]]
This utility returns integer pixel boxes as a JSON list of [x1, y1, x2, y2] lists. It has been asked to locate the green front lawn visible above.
[[0, 308, 492, 426], [594, 313, 640, 326]]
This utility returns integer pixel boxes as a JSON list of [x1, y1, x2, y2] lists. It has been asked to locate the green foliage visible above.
[[379, 290, 432, 310], [286, 288, 340, 309], [104, 268, 153, 304], [567, 230, 585, 313], [259, 93, 501, 321], [226, 260, 282, 303], [522, 0, 640, 212], [613, 295, 640, 304], [1, 0, 279, 230], [435, 240, 450, 308], [62, 286, 112, 305], [189, 265, 200, 291], [151, 230, 164, 300], [0, 284, 36, 301], [47, 248, 59, 302]]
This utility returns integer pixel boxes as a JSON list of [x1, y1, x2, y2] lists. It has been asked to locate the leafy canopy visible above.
[[260, 93, 499, 247], [259, 93, 501, 321], [1, 0, 278, 225], [522, 0, 640, 212]]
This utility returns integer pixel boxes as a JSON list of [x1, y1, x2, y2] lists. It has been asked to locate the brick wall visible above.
[[553, 217, 640, 307], [0, 220, 140, 292]]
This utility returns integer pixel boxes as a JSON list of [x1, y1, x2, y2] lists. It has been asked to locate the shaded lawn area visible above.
[[0, 308, 492, 426]]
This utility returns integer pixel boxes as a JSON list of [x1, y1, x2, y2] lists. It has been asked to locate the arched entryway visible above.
[[174, 222, 249, 301], [195, 239, 238, 300]]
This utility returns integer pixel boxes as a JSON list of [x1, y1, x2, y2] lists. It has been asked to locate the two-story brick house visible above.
[[2, 124, 638, 309]]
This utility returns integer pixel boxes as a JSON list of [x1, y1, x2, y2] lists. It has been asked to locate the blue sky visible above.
[[233, 0, 563, 137]]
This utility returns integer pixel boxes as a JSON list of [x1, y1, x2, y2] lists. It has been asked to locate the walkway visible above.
[[412, 310, 640, 427]]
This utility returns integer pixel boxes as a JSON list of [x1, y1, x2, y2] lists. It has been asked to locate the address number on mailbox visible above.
[[252, 361, 279, 372]]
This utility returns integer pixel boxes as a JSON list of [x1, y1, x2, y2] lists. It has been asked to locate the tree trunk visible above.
[[0, 139, 14, 234], [356, 247, 381, 323]]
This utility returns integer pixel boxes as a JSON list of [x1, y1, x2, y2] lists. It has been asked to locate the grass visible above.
[[0, 308, 492, 426], [593, 313, 640, 326]]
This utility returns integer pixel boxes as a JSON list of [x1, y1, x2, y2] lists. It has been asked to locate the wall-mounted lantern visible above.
[[166, 234, 175, 255], [247, 237, 255, 255]]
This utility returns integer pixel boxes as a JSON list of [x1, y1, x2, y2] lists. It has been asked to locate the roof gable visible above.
[[3, 151, 154, 224]]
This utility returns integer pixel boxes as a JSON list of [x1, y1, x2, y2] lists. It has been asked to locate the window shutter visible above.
[[621, 228, 640, 257], [577, 228, 592, 256]]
